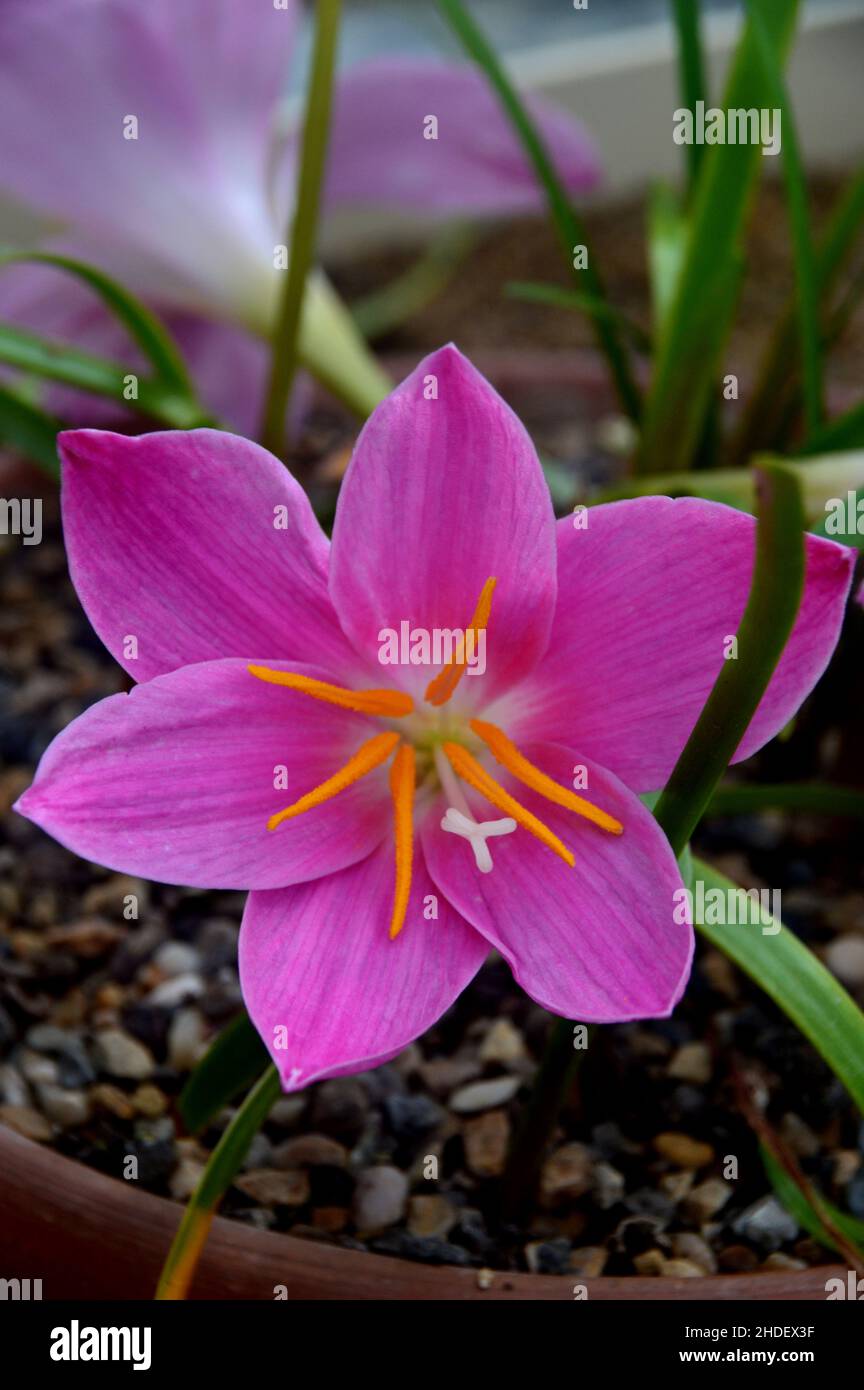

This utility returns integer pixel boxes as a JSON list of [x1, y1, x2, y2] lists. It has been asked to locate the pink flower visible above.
[[0, 0, 601, 432], [16, 347, 854, 1090]]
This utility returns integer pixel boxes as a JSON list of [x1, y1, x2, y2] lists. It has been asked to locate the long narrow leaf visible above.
[[0, 248, 196, 396], [155, 1066, 280, 1300], [436, 0, 641, 423], [0, 320, 208, 427], [636, 0, 800, 474], [655, 459, 805, 855], [762, 1147, 864, 1257], [670, 0, 708, 196], [0, 382, 60, 475], [179, 1011, 271, 1134], [707, 781, 864, 819], [746, 0, 823, 438], [693, 858, 864, 1115]]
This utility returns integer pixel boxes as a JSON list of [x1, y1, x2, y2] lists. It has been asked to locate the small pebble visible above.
[[36, 1084, 90, 1128], [311, 1078, 368, 1143], [464, 1109, 510, 1178], [525, 1237, 572, 1275], [825, 935, 864, 986], [540, 1142, 594, 1204], [570, 1245, 607, 1277], [684, 1177, 733, 1222], [146, 973, 205, 1008], [92, 1028, 155, 1080], [90, 1083, 135, 1119], [478, 1018, 527, 1066], [234, 1168, 311, 1207], [273, 1134, 348, 1169], [660, 1258, 704, 1278], [153, 941, 201, 977], [667, 1042, 712, 1085], [352, 1165, 409, 1233], [592, 1161, 625, 1209], [82, 875, 148, 916], [131, 1084, 168, 1118], [653, 1132, 714, 1170], [732, 1195, 798, 1251], [407, 1194, 457, 1239], [718, 1244, 760, 1272], [0, 1063, 30, 1108], [0, 1103, 53, 1141], [167, 1007, 207, 1070], [762, 1252, 808, 1271], [671, 1232, 717, 1273], [450, 1075, 520, 1114], [17, 1048, 59, 1087]]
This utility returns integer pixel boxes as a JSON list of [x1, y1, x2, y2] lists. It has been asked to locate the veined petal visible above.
[[422, 742, 693, 1022], [322, 59, 601, 215], [502, 498, 855, 792], [14, 660, 389, 890], [240, 841, 488, 1091], [59, 427, 363, 682], [329, 345, 557, 703]]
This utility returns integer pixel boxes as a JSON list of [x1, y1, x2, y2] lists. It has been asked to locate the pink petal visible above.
[[422, 742, 693, 1022], [15, 659, 390, 890], [240, 842, 488, 1090], [329, 345, 557, 703], [504, 498, 855, 792], [60, 427, 363, 682], [0, 0, 292, 322], [323, 59, 601, 215]]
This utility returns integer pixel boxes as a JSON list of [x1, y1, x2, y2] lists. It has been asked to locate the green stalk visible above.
[[155, 1066, 281, 1300], [670, 0, 708, 197], [500, 1020, 591, 1226], [654, 459, 806, 856], [436, 0, 641, 424], [707, 781, 864, 819], [259, 0, 343, 456]]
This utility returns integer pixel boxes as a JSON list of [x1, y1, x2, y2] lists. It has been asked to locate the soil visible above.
[[2, 177, 864, 1286]]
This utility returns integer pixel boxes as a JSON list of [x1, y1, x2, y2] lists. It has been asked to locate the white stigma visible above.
[[433, 744, 516, 873], [441, 806, 517, 873]]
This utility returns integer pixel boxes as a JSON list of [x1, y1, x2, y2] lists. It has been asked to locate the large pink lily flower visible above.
[[16, 347, 854, 1091], [0, 0, 600, 431]]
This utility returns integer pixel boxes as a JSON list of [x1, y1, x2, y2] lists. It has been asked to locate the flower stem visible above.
[[155, 1065, 281, 1299], [500, 1019, 591, 1227], [259, 0, 343, 457]]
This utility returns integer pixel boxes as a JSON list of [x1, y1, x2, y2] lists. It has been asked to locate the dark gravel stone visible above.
[[526, 1237, 572, 1274], [370, 1232, 472, 1266], [382, 1094, 443, 1143]]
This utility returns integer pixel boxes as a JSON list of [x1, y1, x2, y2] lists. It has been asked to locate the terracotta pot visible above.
[[0, 1126, 843, 1301]]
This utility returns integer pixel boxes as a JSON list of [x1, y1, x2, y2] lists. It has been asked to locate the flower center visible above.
[[248, 576, 623, 940]]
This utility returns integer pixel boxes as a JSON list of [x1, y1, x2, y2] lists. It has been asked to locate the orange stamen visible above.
[[388, 744, 416, 940], [442, 742, 574, 867], [248, 667, 413, 718], [470, 720, 623, 836], [424, 577, 497, 707], [268, 731, 400, 830]]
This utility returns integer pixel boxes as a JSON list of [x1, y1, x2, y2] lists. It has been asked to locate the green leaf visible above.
[[0, 249, 196, 396], [155, 1065, 281, 1300], [0, 320, 209, 428], [353, 224, 478, 341], [507, 280, 651, 352], [802, 404, 864, 459], [745, 0, 822, 438], [670, 0, 709, 196], [646, 182, 689, 343], [761, 1146, 864, 1256], [730, 168, 864, 465], [436, 0, 641, 424], [654, 459, 805, 855], [693, 857, 864, 1115], [707, 781, 864, 819], [635, 0, 800, 474], [178, 1011, 271, 1134], [0, 382, 60, 475]]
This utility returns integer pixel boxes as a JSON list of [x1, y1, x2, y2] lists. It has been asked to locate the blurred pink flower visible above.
[[0, 0, 601, 431], [15, 347, 855, 1089]]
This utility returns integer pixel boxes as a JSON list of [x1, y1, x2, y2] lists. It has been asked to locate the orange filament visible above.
[[470, 720, 623, 836], [424, 577, 497, 707], [388, 744, 416, 940], [268, 731, 400, 830], [442, 742, 574, 868], [248, 667, 414, 718]]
